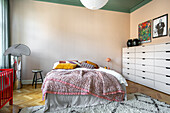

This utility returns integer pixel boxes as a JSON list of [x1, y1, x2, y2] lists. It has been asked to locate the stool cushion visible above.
[[32, 70, 42, 73]]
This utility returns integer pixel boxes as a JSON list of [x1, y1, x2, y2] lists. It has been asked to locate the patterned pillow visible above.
[[81, 61, 87, 64], [86, 61, 99, 69], [68, 60, 81, 66], [81, 62, 95, 69]]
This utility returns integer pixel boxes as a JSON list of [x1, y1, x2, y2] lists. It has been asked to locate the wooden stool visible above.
[[32, 70, 43, 88]]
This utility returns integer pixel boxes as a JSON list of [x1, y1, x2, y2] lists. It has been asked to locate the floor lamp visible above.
[[4, 44, 31, 89]]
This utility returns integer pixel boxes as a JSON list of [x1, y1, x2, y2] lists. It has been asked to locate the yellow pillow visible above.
[[86, 61, 99, 69], [54, 63, 77, 69]]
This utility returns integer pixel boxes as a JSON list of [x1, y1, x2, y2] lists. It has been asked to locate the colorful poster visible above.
[[138, 20, 151, 43]]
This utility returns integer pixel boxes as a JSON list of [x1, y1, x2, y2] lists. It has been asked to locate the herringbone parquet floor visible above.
[[0, 80, 169, 113], [0, 84, 45, 113]]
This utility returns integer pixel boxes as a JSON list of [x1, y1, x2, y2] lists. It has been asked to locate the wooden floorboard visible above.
[[0, 80, 169, 113], [126, 80, 170, 104], [0, 84, 45, 113]]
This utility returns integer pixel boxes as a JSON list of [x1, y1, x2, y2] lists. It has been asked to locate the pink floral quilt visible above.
[[41, 70, 125, 101]]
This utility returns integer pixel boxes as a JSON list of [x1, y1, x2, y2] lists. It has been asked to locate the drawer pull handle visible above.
[[166, 67, 170, 69], [142, 77, 146, 79], [166, 59, 170, 61], [127, 63, 129, 64], [142, 64, 145, 66], [127, 58, 130, 59], [166, 43, 170, 45], [142, 52, 145, 53], [127, 68, 130, 70], [127, 52, 130, 54], [166, 83, 170, 86], [166, 51, 170, 53], [142, 58, 145, 60], [127, 73, 130, 75], [142, 71, 145, 73], [166, 75, 170, 77]]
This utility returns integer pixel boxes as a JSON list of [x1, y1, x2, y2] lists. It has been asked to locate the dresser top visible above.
[[123, 42, 170, 49]]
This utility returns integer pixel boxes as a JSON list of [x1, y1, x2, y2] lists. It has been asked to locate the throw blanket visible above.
[[41, 70, 125, 101]]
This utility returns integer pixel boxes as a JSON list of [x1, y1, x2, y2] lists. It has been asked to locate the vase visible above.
[[132, 39, 140, 46], [127, 39, 133, 47]]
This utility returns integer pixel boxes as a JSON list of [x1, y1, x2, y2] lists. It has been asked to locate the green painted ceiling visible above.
[[35, 0, 152, 13]]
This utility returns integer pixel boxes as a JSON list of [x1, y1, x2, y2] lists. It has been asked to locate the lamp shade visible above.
[[106, 58, 111, 62], [80, 0, 108, 10], [4, 44, 31, 57]]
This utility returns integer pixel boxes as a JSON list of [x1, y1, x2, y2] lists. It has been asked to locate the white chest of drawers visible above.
[[122, 43, 170, 95]]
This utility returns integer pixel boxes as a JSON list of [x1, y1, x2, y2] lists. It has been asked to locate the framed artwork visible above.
[[138, 20, 151, 43], [153, 14, 168, 38]]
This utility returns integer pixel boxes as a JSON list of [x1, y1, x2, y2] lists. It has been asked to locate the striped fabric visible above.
[[81, 62, 95, 69], [68, 61, 81, 66], [86, 61, 99, 69]]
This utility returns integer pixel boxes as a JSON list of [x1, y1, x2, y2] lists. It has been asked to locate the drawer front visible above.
[[136, 76, 154, 88], [123, 47, 135, 53], [155, 43, 170, 51], [155, 59, 170, 67], [136, 70, 154, 79], [123, 58, 135, 64], [136, 45, 154, 52], [123, 72, 135, 81], [155, 66, 170, 75], [155, 52, 170, 59], [123, 68, 135, 75], [136, 58, 154, 66], [136, 52, 154, 59], [155, 81, 170, 94], [136, 64, 154, 73], [123, 63, 135, 69], [123, 53, 135, 58], [155, 74, 170, 83]]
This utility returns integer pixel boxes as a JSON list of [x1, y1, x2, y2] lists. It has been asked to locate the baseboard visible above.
[[22, 80, 42, 85]]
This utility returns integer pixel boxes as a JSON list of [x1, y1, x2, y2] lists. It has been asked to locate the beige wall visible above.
[[130, 0, 170, 45], [10, 0, 130, 80]]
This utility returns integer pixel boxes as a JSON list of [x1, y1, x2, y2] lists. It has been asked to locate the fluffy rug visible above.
[[19, 93, 170, 113]]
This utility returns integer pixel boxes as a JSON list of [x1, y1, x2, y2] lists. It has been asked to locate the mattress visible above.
[[44, 84, 127, 112]]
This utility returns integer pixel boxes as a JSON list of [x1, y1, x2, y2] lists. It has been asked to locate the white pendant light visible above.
[[80, 0, 108, 10]]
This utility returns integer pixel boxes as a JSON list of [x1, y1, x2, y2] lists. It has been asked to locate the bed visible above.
[[41, 67, 128, 112]]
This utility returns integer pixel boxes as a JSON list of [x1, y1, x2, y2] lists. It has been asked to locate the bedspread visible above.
[[41, 70, 125, 101]]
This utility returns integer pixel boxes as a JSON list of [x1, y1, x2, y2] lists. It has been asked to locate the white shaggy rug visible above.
[[19, 93, 170, 113]]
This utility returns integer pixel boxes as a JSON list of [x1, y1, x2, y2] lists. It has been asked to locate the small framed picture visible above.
[[153, 14, 168, 38]]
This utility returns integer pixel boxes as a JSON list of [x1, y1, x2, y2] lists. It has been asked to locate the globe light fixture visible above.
[[80, 0, 109, 10]]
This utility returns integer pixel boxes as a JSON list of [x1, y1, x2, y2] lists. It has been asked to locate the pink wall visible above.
[[130, 0, 170, 45], [10, 0, 130, 80]]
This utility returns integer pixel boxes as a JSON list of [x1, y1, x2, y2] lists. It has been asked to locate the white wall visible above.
[[10, 0, 130, 80]]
